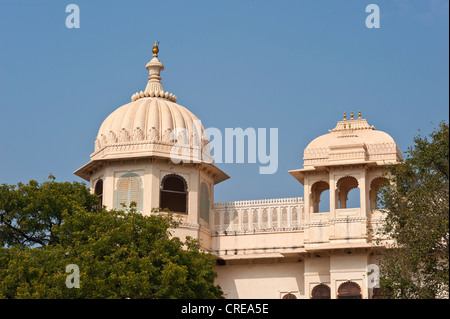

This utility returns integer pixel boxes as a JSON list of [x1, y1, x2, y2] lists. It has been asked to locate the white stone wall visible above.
[[215, 259, 305, 299]]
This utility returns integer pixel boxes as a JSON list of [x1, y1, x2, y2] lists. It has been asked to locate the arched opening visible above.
[[114, 173, 143, 211], [337, 281, 362, 299], [310, 181, 330, 213], [94, 179, 103, 209], [160, 174, 188, 214], [369, 177, 389, 210], [346, 187, 360, 208], [336, 176, 360, 209], [311, 284, 331, 299], [282, 293, 297, 299], [199, 182, 210, 222]]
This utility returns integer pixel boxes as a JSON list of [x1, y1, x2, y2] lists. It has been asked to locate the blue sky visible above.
[[0, 0, 448, 203]]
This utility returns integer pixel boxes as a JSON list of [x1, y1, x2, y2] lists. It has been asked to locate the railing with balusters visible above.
[[211, 197, 304, 234]]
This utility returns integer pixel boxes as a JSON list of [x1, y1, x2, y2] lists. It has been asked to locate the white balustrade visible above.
[[212, 197, 304, 234]]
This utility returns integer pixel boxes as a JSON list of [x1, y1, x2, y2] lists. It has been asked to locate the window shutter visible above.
[[199, 182, 210, 222], [114, 173, 143, 211], [129, 175, 143, 211], [115, 176, 130, 209], [214, 211, 221, 231]]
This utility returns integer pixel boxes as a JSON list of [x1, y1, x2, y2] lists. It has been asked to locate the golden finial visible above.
[[358, 110, 361, 119], [343, 112, 347, 121], [350, 111, 354, 120], [152, 41, 159, 55]]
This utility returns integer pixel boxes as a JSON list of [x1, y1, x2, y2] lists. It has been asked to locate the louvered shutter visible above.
[[115, 176, 130, 209], [199, 182, 210, 222], [129, 175, 143, 211], [114, 173, 143, 211], [214, 211, 221, 231]]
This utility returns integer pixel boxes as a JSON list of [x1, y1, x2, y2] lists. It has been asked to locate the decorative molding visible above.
[[304, 272, 330, 277], [179, 222, 201, 230], [330, 269, 366, 273], [213, 245, 305, 256], [329, 217, 367, 223], [211, 226, 304, 236], [91, 139, 206, 162], [330, 118, 375, 132]]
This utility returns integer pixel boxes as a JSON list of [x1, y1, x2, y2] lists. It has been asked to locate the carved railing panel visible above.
[[212, 197, 304, 234]]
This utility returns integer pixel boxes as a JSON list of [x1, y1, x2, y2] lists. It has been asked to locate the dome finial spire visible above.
[[131, 42, 177, 103], [152, 41, 159, 56]]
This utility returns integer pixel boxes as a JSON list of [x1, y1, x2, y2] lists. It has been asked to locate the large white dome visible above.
[[74, 43, 228, 183], [91, 43, 211, 163], [92, 97, 210, 161]]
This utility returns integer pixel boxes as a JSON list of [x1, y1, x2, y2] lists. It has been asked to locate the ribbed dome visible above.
[[92, 97, 210, 161], [74, 43, 228, 184], [91, 42, 211, 163], [303, 112, 402, 167]]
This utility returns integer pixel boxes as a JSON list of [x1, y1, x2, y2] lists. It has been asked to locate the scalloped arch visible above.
[[336, 175, 359, 190]]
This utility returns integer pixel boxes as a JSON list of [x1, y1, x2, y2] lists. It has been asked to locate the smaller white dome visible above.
[[303, 113, 402, 167]]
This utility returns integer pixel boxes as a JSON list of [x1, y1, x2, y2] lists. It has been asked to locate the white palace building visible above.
[[75, 44, 402, 299]]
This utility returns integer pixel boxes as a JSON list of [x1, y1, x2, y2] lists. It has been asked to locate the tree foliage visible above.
[[0, 175, 97, 247], [0, 178, 222, 299], [377, 122, 449, 299]]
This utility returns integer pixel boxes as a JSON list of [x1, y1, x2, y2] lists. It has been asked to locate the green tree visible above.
[[0, 178, 222, 299], [0, 175, 98, 248], [377, 121, 449, 299]]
